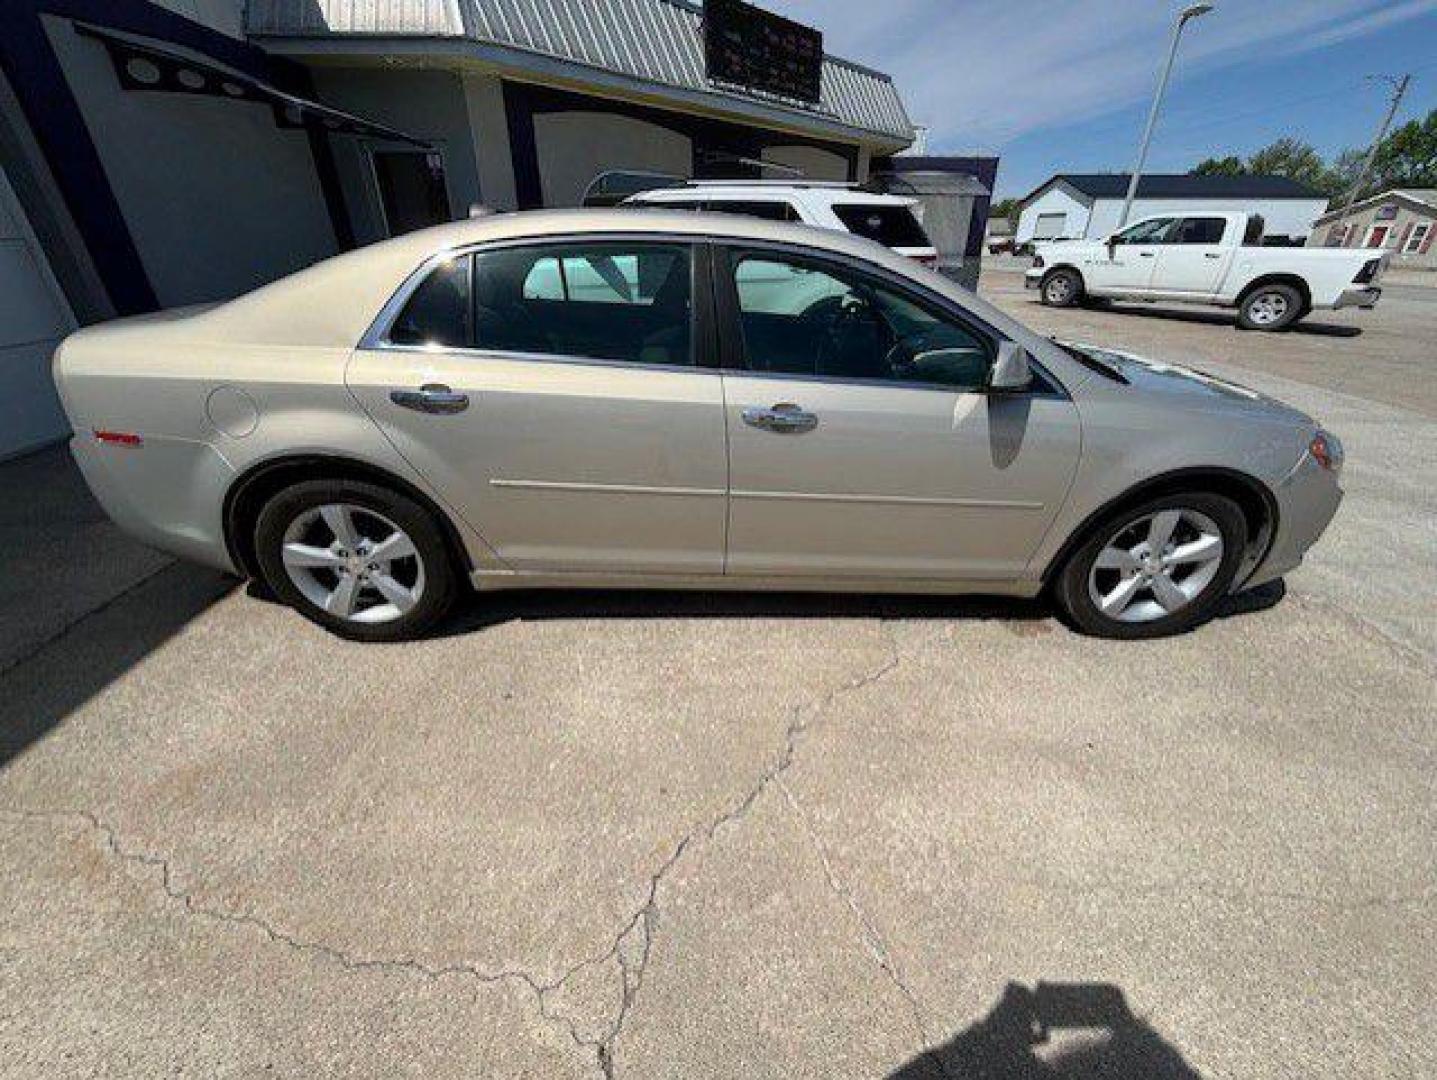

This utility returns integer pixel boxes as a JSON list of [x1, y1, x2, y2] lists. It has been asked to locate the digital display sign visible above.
[[704, 0, 823, 105]]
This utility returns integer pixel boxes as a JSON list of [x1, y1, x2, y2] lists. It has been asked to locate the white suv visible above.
[[623, 181, 939, 267]]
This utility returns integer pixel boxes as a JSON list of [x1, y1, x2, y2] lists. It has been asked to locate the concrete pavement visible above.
[[0, 276, 1433, 1078]]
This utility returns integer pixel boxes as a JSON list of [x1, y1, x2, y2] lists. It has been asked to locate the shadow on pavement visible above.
[[1080, 302, 1361, 338], [428, 578, 1286, 637], [434, 588, 1052, 636], [0, 443, 236, 768], [0, 562, 233, 768], [891, 981, 1201, 1079]]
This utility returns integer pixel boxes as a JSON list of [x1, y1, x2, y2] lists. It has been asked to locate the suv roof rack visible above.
[[682, 179, 860, 189]]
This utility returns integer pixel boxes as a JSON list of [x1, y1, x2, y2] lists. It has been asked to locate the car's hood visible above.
[[1061, 342, 1315, 427]]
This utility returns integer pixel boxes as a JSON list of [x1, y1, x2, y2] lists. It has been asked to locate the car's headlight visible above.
[[1310, 429, 1344, 474]]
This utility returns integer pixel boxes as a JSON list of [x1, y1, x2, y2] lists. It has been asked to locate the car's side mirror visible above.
[[989, 341, 1033, 393], [1106, 236, 1119, 255]]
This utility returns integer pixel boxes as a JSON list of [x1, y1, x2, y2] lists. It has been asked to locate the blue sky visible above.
[[757, 0, 1437, 198]]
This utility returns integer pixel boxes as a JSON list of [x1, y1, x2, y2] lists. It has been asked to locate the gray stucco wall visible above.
[[760, 144, 849, 181], [534, 111, 692, 207], [309, 67, 482, 245], [45, 15, 336, 306]]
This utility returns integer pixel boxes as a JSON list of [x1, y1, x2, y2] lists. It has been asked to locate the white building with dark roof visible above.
[[1016, 173, 1331, 246]]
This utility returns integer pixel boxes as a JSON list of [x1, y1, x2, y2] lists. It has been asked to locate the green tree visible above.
[[1370, 109, 1437, 189], [989, 197, 1020, 223], [1191, 155, 1244, 176], [1245, 138, 1332, 191]]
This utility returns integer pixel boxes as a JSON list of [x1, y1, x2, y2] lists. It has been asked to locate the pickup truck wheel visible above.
[[1041, 268, 1083, 308], [1238, 283, 1303, 331]]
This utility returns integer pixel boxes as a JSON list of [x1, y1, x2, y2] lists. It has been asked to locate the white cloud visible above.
[[756, 0, 1436, 149]]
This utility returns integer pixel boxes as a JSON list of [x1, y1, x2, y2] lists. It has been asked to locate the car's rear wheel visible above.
[[1054, 493, 1247, 639], [1040, 268, 1083, 308], [1237, 283, 1303, 331], [254, 479, 459, 642]]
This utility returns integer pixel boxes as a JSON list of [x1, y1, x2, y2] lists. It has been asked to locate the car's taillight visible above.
[[1353, 258, 1381, 284], [910, 253, 939, 269], [1309, 430, 1343, 473]]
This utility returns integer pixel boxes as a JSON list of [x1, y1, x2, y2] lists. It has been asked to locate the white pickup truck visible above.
[[1025, 211, 1387, 330]]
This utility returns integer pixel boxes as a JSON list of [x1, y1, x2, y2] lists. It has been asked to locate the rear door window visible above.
[[1174, 217, 1227, 244], [831, 204, 931, 248], [473, 242, 694, 366], [705, 200, 799, 222], [388, 255, 471, 347]]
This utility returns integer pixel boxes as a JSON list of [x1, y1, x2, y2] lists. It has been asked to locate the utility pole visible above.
[[1332, 74, 1411, 237], [1118, 3, 1214, 229]]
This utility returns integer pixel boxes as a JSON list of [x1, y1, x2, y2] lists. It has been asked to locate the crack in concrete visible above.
[[0, 626, 909, 1079]]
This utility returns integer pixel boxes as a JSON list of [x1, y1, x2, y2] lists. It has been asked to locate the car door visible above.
[[1084, 216, 1176, 293], [347, 238, 728, 575], [1151, 216, 1231, 295], [714, 246, 1080, 582]]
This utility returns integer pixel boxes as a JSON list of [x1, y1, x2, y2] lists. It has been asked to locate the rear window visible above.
[[705, 200, 799, 222], [832, 203, 931, 248]]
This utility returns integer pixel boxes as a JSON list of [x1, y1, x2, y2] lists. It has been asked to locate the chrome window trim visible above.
[[714, 238, 1070, 400], [360, 230, 1069, 399], [365, 340, 710, 379], [360, 231, 707, 354]]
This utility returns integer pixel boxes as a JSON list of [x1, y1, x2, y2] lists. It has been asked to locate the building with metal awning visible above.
[[0, 0, 922, 458]]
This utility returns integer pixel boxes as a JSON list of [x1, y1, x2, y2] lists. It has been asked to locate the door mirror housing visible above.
[[989, 341, 1033, 393], [1106, 235, 1119, 256]]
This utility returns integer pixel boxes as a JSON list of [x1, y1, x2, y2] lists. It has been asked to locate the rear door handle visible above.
[[742, 402, 819, 434], [390, 383, 469, 414], [1204, 253, 1222, 259], [1138, 251, 1156, 258]]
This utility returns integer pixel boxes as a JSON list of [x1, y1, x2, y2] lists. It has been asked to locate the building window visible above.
[[1404, 221, 1432, 254], [373, 150, 451, 237], [1032, 212, 1067, 240]]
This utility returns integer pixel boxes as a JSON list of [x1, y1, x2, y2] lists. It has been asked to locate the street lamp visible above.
[[1116, 3, 1215, 229]]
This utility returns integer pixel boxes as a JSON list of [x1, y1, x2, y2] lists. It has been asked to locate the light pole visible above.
[[1117, 3, 1214, 229]]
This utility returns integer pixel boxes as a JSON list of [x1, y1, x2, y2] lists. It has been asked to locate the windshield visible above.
[[832, 204, 932, 248]]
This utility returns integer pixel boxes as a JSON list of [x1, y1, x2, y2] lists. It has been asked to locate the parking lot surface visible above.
[[1, 270, 1433, 1078]]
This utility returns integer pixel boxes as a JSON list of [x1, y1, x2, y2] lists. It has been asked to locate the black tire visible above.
[[1040, 268, 1084, 308], [254, 478, 459, 642], [1053, 492, 1248, 640], [1236, 282, 1303, 331]]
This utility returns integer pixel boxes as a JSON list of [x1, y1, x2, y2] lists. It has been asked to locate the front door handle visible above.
[[390, 383, 469, 414], [1204, 253, 1222, 259], [1138, 251, 1156, 258], [742, 402, 819, 434]]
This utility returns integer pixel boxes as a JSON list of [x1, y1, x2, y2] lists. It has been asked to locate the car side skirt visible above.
[[470, 569, 1044, 599]]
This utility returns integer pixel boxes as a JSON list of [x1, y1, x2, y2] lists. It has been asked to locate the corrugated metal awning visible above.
[[245, 0, 913, 145], [77, 24, 433, 147]]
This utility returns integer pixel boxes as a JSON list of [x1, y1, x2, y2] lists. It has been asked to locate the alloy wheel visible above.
[[1086, 508, 1225, 624], [1246, 290, 1290, 327], [280, 503, 426, 624], [1044, 276, 1073, 304]]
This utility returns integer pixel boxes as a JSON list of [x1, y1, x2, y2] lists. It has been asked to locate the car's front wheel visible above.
[[1040, 268, 1084, 308], [1054, 493, 1248, 639], [254, 479, 459, 642]]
